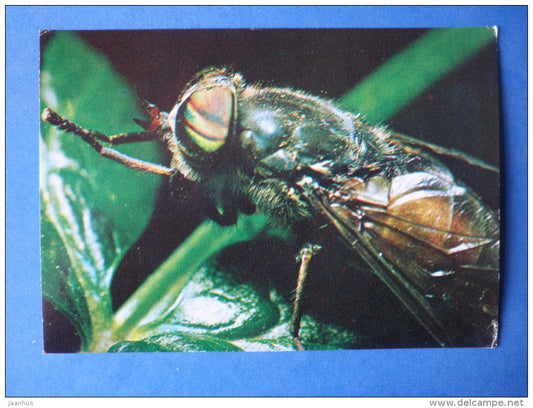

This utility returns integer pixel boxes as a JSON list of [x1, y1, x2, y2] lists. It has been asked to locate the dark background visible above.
[[41, 29, 500, 352]]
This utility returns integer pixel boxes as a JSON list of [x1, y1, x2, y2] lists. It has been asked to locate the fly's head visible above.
[[164, 67, 359, 225], [167, 67, 245, 181], [169, 67, 360, 172]]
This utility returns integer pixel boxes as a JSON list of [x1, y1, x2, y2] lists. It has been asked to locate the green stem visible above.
[[111, 214, 269, 340], [338, 27, 496, 122]]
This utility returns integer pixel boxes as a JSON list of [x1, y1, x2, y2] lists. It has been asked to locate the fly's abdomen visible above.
[[323, 167, 500, 334], [330, 170, 499, 277]]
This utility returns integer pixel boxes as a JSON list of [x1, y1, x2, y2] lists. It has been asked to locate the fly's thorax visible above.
[[237, 86, 358, 176], [247, 177, 312, 224]]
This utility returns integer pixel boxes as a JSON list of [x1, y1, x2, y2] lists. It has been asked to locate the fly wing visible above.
[[389, 130, 499, 174], [350, 119, 498, 173], [297, 171, 499, 347]]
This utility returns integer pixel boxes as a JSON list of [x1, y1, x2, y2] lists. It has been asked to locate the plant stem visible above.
[[338, 27, 496, 122], [110, 214, 269, 340]]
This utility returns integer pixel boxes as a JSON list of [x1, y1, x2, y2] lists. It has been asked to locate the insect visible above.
[[42, 67, 500, 350]]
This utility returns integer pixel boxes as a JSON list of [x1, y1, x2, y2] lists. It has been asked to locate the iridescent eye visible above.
[[181, 86, 234, 152]]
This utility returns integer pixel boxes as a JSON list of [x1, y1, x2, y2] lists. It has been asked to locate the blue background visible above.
[[6, 6, 527, 397]]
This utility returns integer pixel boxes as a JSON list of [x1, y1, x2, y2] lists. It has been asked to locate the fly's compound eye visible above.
[[179, 85, 235, 153]]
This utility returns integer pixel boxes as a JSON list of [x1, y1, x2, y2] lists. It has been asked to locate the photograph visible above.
[[40, 28, 500, 353], [6, 5, 527, 399]]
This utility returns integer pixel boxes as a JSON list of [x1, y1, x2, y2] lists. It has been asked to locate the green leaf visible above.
[[161, 264, 281, 340], [107, 333, 244, 353], [40, 31, 163, 351], [109, 263, 359, 352], [40, 31, 162, 246], [40, 203, 93, 348], [112, 215, 270, 339], [40, 164, 119, 344]]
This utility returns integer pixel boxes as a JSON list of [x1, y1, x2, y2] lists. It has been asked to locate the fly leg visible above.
[[290, 243, 322, 351], [42, 108, 175, 176]]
